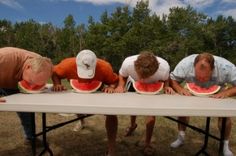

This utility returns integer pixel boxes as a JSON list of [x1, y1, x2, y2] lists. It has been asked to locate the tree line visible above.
[[0, 1, 236, 72]]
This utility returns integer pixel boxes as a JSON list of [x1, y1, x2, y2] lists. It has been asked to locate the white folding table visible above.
[[2, 91, 236, 155]]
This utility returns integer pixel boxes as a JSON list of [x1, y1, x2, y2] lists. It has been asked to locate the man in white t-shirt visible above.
[[115, 51, 175, 155]]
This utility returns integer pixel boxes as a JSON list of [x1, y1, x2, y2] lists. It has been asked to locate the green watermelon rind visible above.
[[18, 81, 46, 94], [185, 83, 221, 96], [70, 79, 102, 93], [132, 81, 164, 95]]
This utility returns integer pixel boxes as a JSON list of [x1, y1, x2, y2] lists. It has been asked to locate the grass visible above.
[[0, 112, 235, 156]]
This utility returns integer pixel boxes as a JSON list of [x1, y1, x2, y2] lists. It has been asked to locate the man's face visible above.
[[194, 60, 213, 83], [23, 65, 51, 86]]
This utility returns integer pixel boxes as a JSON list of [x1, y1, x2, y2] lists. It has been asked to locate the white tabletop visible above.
[[1, 91, 236, 117]]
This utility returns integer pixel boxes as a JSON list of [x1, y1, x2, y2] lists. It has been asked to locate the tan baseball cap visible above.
[[76, 49, 97, 79]]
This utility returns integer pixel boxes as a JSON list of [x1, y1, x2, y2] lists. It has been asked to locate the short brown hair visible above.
[[134, 51, 159, 79], [194, 53, 215, 70]]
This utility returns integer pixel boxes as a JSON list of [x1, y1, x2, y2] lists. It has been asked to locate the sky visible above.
[[0, 0, 236, 27]]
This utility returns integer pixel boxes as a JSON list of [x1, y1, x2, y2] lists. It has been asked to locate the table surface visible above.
[[1, 90, 236, 117]]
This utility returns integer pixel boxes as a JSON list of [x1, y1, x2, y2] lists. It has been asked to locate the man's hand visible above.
[[102, 86, 115, 93], [211, 92, 229, 99], [211, 87, 236, 99], [164, 86, 175, 94], [114, 86, 126, 93], [52, 84, 67, 92], [0, 98, 6, 103], [170, 79, 191, 96], [178, 88, 192, 96]]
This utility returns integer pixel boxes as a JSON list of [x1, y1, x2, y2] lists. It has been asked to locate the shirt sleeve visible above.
[[103, 63, 119, 85], [53, 59, 70, 79], [227, 63, 236, 86], [170, 57, 191, 82], [215, 57, 236, 86], [163, 61, 170, 80], [119, 58, 129, 78]]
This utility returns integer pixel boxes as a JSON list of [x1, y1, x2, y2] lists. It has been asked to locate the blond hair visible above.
[[134, 51, 159, 79], [28, 56, 53, 74]]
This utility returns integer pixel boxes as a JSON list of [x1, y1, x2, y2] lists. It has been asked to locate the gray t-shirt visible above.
[[170, 54, 236, 87]]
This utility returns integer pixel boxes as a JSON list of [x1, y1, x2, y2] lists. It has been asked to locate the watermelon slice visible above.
[[70, 79, 102, 93], [132, 80, 164, 95], [185, 83, 221, 96], [18, 80, 46, 94]]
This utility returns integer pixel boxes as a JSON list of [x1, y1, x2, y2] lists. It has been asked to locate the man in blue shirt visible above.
[[170, 53, 236, 156]]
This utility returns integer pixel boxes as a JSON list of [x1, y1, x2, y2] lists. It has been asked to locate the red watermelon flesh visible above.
[[18, 80, 46, 93], [133, 81, 164, 95], [185, 83, 221, 96], [70, 79, 102, 93]]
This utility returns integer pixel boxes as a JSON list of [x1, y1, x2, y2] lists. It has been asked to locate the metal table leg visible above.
[[195, 117, 211, 156], [31, 113, 36, 156], [38, 113, 53, 156], [219, 117, 226, 156], [34, 114, 92, 156]]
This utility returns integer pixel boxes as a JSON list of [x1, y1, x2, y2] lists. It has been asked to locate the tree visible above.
[[0, 19, 14, 47], [123, 0, 153, 56], [14, 19, 42, 53], [85, 15, 109, 61], [76, 24, 87, 51], [38, 23, 57, 59], [165, 6, 207, 67], [203, 15, 232, 57], [1, 2, 236, 66], [102, 6, 132, 71], [55, 14, 79, 60]]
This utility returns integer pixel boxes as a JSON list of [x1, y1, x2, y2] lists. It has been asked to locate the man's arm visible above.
[[211, 86, 236, 98], [212, 61, 236, 98], [99, 62, 119, 93], [114, 75, 127, 93], [163, 78, 175, 94], [0, 97, 6, 103], [170, 79, 192, 96], [51, 72, 66, 92]]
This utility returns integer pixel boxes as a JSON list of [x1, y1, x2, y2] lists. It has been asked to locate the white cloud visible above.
[[218, 8, 236, 19], [47, 0, 236, 19], [149, 0, 185, 17], [73, 0, 134, 5], [221, 0, 236, 3], [45, 0, 140, 6], [65, 0, 184, 17], [0, 0, 23, 9], [183, 0, 215, 8], [69, 0, 216, 17]]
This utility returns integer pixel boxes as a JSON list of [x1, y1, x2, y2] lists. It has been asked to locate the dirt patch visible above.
[[0, 112, 235, 156]]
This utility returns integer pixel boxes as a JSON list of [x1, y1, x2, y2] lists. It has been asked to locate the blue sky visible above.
[[0, 0, 236, 27]]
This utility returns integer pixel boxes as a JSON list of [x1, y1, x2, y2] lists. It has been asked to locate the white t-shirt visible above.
[[119, 55, 170, 83]]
